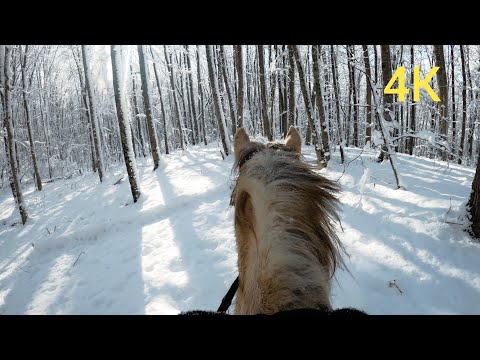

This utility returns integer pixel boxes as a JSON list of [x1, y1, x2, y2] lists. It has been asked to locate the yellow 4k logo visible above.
[[384, 66, 440, 102]]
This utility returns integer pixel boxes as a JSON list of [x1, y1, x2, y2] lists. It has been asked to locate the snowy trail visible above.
[[1, 143, 479, 314]]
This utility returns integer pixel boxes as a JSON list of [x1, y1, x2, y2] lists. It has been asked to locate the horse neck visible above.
[[234, 169, 333, 315]]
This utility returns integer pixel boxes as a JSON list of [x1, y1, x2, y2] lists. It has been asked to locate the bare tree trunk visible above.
[[111, 46, 141, 202], [164, 45, 186, 150], [459, 45, 467, 164], [4, 46, 28, 224], [20, 45, 42, 191], [466, 46, 476, 160], [149, 47, 169, 155], [381, 45, 394, 121], [433, 45, 449, 160], [131, 65, 147, 157], [348, 45, 359, 147], [71, 45, 97, 171], [450, 45, 457, 161], [291, 45, 326, 167], [312, 45, 330, 163], [378, 45, 394, 162], [408, 45, 416, 155], [362, 45, 373, 146], [205, 45, 231, 157], [218, 45, 237, 136], [177, 52, 193, 144], [233, 45, 244, 129], [288, 45, 296, 131], [184, 45, 200, 145], [257, 45, 273, 141], [138, 45, 161, 170], [330, 45, 345, 163], [196, 46, 208, 145], [279, 45, 288, 138], [81, 45, 105, 182]]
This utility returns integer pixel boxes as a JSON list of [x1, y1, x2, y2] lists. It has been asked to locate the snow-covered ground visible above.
[[0, 142, 479, 315]]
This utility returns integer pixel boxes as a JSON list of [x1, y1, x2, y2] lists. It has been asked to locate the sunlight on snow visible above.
[[141, 220, 189, 314]]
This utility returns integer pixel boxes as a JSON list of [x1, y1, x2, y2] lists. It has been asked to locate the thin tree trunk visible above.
[[111, 46, 141, 202], [362, 45, 373, 146], [433, 45, 449, 160], [257, 45, 273, 141], [71, 46, 96, 171], [20, 45, 42, 191], [179, 52, 193, 144], [312, 45, 330, 163], [381, 45, 394, 121], [4, 46, 28, 224], [205, 45, 231, 156], [287, 45, 296, 131], [378, 45, 394, 162], [233, 45, 244, 129], [348, 45, 359, 147], [138, 45, 161, 170], [149, 47, 170, 155], [459, 45, 467, 164], [184, 45, 199, 145], [466, 46, 476, 160], [330, 45, 345, 163], [408, 45, 416, 155], [248, 46, 258, 133], [81, 45, 105, 182], [450, 45, 457, 161], [131, 65, 147, 157], [196, 46, 208, 145], [269, 46, 278, 138], [164, 45, 186, 150], [291, 45, 325, 167], [218, 45, 237, 136]]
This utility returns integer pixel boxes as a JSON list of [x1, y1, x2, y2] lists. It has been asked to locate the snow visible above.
[[0, 143, 479, 315]]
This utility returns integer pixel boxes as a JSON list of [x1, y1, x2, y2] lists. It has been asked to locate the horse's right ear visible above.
[[234, 128, 251, 162], [285, 126, 301, 154]]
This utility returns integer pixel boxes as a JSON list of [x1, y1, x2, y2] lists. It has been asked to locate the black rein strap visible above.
[[217, 276, 239, 313]]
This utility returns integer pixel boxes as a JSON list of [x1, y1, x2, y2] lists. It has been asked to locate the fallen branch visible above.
[[73, 251, 85, 267], [335, 146, 366, 182], [388, 279, 403, 294], [113, 176, 125, 185]]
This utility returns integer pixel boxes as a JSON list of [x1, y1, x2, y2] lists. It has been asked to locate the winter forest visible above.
[[1, 44, 480, 315]]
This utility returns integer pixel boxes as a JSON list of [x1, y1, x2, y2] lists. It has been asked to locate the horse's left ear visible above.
[[285, 126, 302, 154], [234, 128, 251, 161]]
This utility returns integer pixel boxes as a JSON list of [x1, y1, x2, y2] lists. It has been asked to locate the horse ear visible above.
[[285, 126, 301, 153], [234, 128, 251, 161]]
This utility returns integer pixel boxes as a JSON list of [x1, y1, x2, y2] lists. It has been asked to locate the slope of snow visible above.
[[0, 143, 479, 315]]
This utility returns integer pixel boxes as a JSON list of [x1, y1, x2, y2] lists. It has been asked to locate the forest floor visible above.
[[0, 141, 479, 314]]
